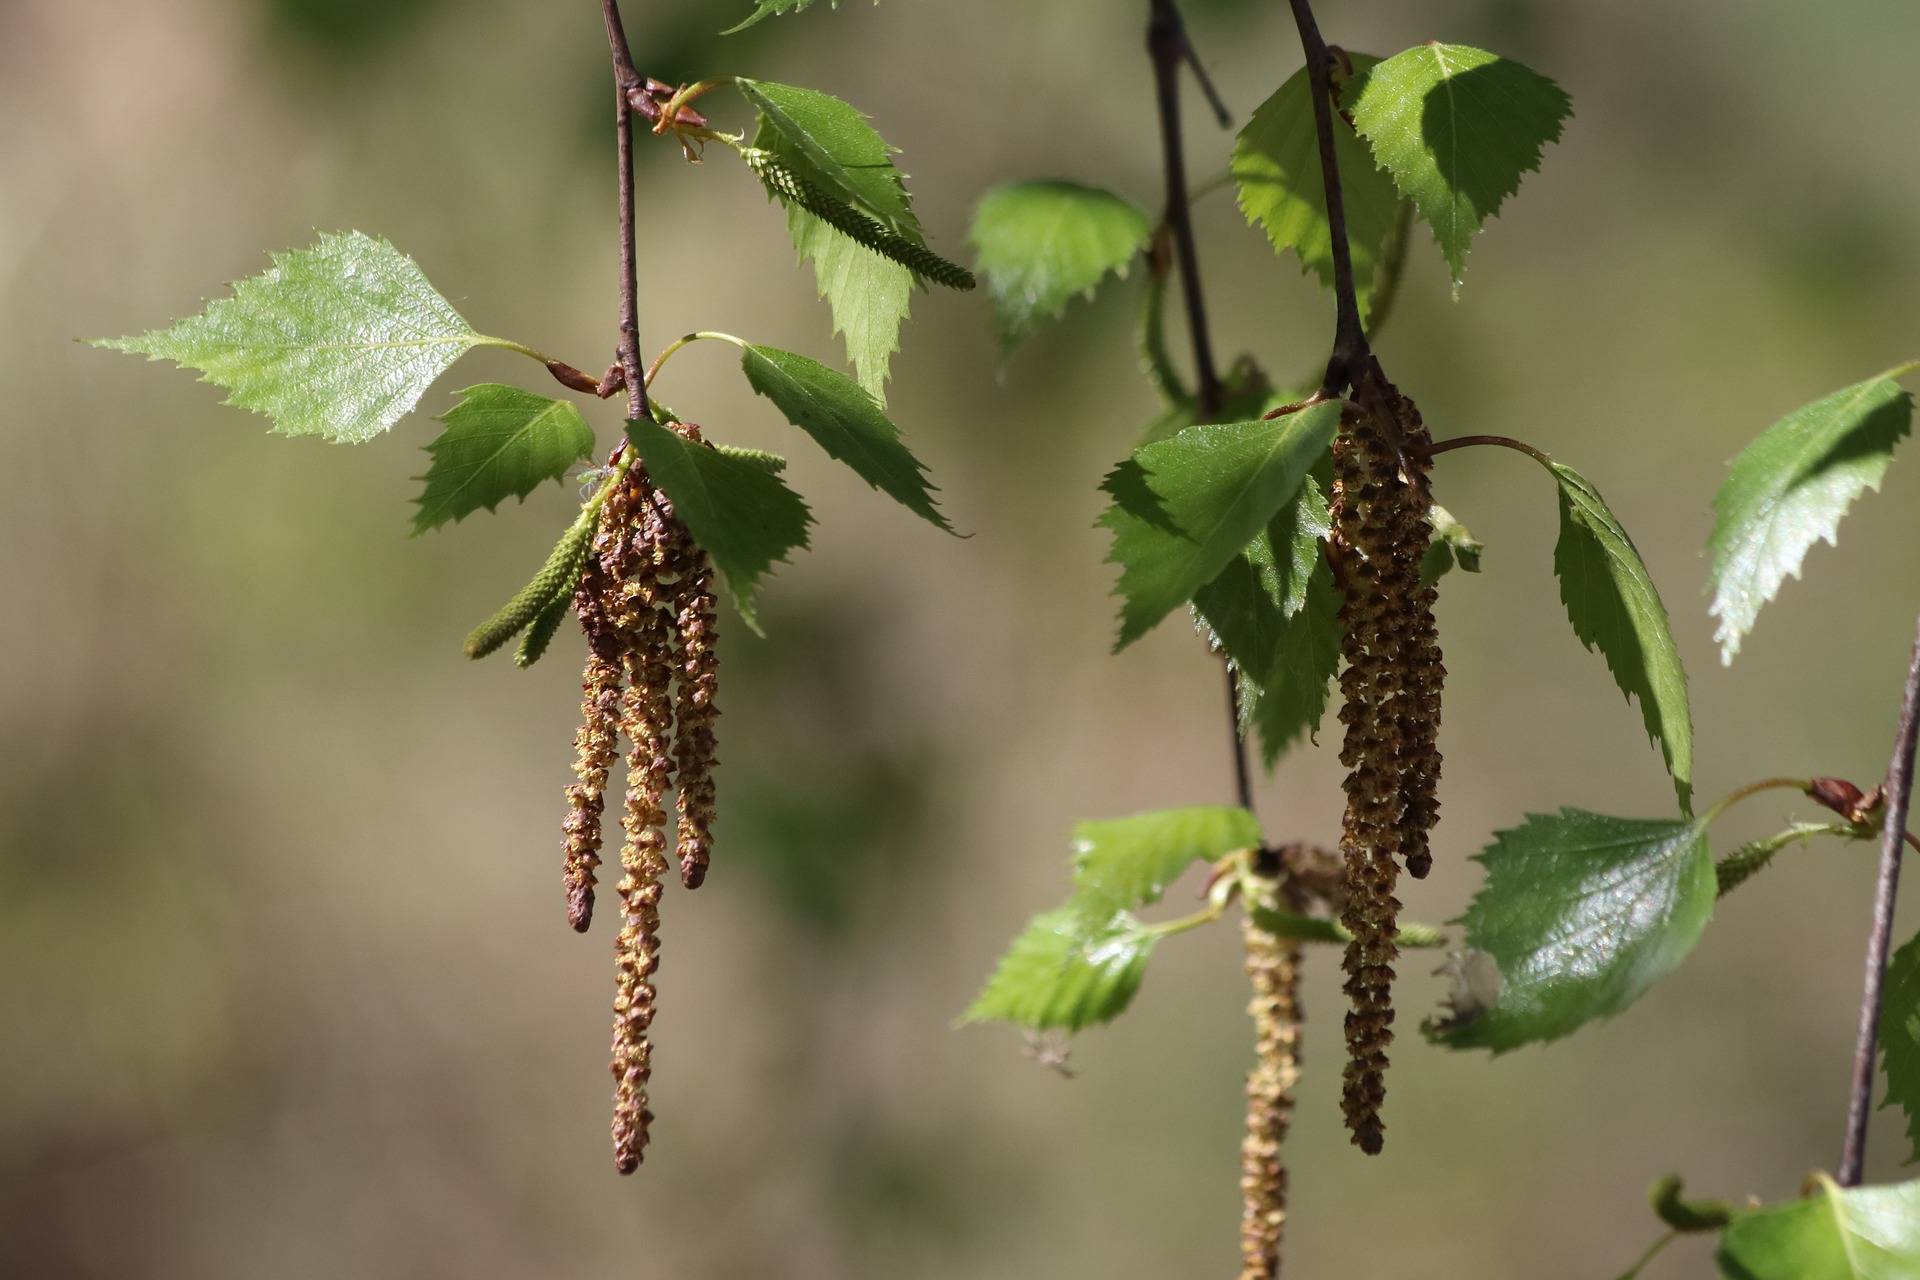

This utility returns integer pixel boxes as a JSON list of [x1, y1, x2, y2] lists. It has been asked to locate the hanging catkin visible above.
[[1238, 914, 1303, 1280], [670, 557, 719, 890], [1327, 362, 1443, 1155], [562, 654, 623, 932]]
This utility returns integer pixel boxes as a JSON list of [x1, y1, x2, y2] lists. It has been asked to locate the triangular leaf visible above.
[[1069, 805, 1262, 921], [1716, 1175, 1920, 1279], [97, 231, 482, 443], [1880, 931, 1920, 1166], [738, 344, 949, 531], [1551, 463, 1694, 811], [1429, 809, 1715, 1052], [735, 80, 919, 236], [1709, 372, 1914, 664], [1100, 403, 1342, 650], [623, 418, 813, 634], [969, 181, 1152, 346], [412, 385, 596, 534], [962, 907, 1158, 1032], [1232, 54, 1407, 322], [1344, 45, 1571, 286]]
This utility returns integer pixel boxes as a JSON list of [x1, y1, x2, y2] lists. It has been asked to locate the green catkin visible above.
[[464, 513, 596, 660], [516, 591, 574, 669], [743, 149, 977, 291], [1328, 364, 1442, 1156]]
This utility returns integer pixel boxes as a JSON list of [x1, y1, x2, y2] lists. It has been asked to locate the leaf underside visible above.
[[97, 230, 479, 443], [1716, 1176, 1920, 1279], [969, 180, 1151, 346], [1708, 374, 1914, 664], [1232, 54, 1406, 322], [1879, 932, 1920, 1166]]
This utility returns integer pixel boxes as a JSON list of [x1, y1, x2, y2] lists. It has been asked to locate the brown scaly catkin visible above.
[[1239, 913, 1303, 1280], [670, 556, 719, 889], [1327, 362, 1443, 1155], [562, 654, 623, 932]]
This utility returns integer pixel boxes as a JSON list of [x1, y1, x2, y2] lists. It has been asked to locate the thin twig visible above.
[[1284, 0, 1368, 395], [1147, 0, 1224, 423], [1839, 610, 1920, 1186], [601, 0, 650, 422], [1147, 0, 1252, 811]]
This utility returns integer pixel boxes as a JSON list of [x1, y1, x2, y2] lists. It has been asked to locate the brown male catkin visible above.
[[1327, 364, 1442, 1155], [1239, 915, 1303, 1280]]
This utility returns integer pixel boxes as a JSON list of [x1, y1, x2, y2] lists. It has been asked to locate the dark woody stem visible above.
[[1840, 610, 1920, 1186], [601, 0, 651, 423], [1146, 0, 1253, 812], [1284, 0, 1369, 396]]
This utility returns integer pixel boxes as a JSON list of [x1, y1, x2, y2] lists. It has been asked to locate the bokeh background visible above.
[[6, 0, 1920, 1275]]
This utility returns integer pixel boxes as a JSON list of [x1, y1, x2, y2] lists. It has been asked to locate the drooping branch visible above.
[[1284, 0, 1369, 395], [1839, 610, 1920, 1186], [601, 0, 651, 422]]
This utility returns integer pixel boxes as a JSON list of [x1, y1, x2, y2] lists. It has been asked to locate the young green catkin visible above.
[[743, 149, 977, 291], [1239, 915, 1303, 1280], [1328, 363, 1442, 1155]]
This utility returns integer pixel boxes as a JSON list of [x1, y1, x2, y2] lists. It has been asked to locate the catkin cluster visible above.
[[1326, 366, 1443, 1156], [560, 437, 722, 1174]]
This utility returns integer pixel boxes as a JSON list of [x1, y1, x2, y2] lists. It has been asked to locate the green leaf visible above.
[[1420, 503, 1484, 584], [1879, 931, 1920, 1165], [738, 344, 949, 531], [735, 80, 919, 236], [1343, 45, 1571, 287], [1068, 806, 1261, 921], [723, 0, 864, 35], [97, 231, 483, 443], [962, 907, 1158, 1032], [1232, 55, 1407, 321], [411, 385, 595, 534], [783, 202, 915, 402], [1717, 1175, 1920, 1279], [969, 181, 1152, 346], [1239, 559, 1343, 767], [1708, 372, 1915, 664], [1100, 403, 1342, 650], [1551, 463, 1694, 812], [622, 418, 813, 634], [1191, 474, 1342, 765], [1429, 809, 1715, 1052]]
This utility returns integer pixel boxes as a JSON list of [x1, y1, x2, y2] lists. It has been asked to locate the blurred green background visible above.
[[6, 0, 1920, 1275]]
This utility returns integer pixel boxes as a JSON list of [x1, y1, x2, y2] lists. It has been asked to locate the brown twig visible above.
[[1839, 610, 1920, 1186], [1284, 0, 1368, 396], [601, 0, 650, 423], [1147, 0, 1252, 812]]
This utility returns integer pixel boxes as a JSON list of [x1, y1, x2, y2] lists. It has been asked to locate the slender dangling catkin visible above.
[[1239, 915, 1303, 1280], [668, 529, 719, 889], [1327, 362, 1443, 1155], [563, 654, 623, 932]]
